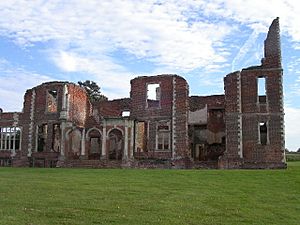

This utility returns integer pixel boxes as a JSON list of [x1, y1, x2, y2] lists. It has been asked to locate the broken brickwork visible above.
[[130, 75, 189, 165], [219, 17, 285, 169], [189, 95, 225, 163], [0, 18, 286, 169]]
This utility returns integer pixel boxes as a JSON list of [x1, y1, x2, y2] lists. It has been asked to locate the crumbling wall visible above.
[[0, 18, 286, 169], [189, 95, 224, 111], [67, 83, 90, 127], [189, 95, 225, 143], [130, 75, 189, 162], [93, 98, 131, 118], [173, 76, 190, 162], [262, 17, 281, 69], [189, 95, 225, 162], [219, 71, 243, 168], [221, 18, 285, 169]]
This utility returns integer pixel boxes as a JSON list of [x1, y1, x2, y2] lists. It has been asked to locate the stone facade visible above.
[[0, 18, 286, 169]]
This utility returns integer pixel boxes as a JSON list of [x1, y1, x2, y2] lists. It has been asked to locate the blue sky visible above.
[[0, 0, 299, 151]]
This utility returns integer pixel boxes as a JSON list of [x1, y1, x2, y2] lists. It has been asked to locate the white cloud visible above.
[[57, 51, 78, 72], [286, 58, 300, 96], [206, 0, 300, 42], [0, 0, 234, 71], [51, 50, 134, 99], [285, 107, 300, 151], [0, 0, 299, 76], [231, 29, 260, 71], [0, 59, 52, 111]]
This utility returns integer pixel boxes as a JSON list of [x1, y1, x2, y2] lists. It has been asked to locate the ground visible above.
[[0, 163, 299, 225]]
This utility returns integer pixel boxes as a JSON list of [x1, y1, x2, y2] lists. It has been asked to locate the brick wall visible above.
[[262, 17, 281, 69], [189, 95, 224, 111], [219, 71, 243, 168], [130, 75, 189, 161], [67, 83, 90, 126], [221, 18, 285, 169], [173, 76, 189, 159], [93, 98, 131, 118], [130, 75, 174, 118]]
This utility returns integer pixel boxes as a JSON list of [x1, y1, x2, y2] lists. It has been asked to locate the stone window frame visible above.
[[146, 82, 161, 109], [257, 76, 268, 105], [258, 121, 269, 146], [46, 89, 58, 113], [155, 120, 171, 151], [0, 126, 22, 152]]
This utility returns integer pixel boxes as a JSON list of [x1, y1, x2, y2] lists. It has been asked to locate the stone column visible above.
[[171, 76, 176, 159], [0, 132, 3, 150], [27, 89, 36, 157], [81, 128, 86, 157], [101, 121, 107, 159], [60, 122, 66, 158], [59, 85, 69, 162], [12, 127, 16, 157], [124, 121, 129, 160], [129, 120, 134, 159]]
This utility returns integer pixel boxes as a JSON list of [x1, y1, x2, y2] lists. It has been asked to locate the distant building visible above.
[[0, 18, 286, 169]]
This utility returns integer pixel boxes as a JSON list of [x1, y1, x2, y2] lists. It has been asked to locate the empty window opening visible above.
[[258, 77, 266, 103], [122, 111, 130, 117], [0, 127, 21, 151], [147, 83, 160, 108], [52, 124, 60, 152], [259, 122, 268, 145], [47, 90, 58, 112], [156, 121, 170, 151], [37, 124, 48, 152]]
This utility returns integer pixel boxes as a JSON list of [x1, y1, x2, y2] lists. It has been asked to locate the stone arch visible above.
[[86, 127, 102, 139], [108, 128, 123, 160], [106, 127, 124, 137], [86, 127, 102, 159]]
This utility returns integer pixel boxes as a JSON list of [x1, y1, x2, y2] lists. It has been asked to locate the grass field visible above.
[[0, 163, 300, 225]]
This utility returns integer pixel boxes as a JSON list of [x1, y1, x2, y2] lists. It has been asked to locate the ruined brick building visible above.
[[0, 18, 286, 169]]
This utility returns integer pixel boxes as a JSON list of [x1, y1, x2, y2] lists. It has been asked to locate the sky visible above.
[[0, 0, 299, 151]]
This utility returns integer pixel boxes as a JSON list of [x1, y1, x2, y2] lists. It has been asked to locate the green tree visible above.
[[78, 80, 108, 102]]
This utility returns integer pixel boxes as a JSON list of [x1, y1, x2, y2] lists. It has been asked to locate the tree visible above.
[[78, 80, 108, 102]]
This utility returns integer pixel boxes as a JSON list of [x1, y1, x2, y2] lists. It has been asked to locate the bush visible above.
[[286, 153, 300, 162]]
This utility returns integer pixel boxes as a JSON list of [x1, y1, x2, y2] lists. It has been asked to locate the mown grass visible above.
[[0, 162, 299, 225]]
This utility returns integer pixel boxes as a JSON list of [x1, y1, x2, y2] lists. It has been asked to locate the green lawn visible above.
[[0, 163, 300, 225]]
